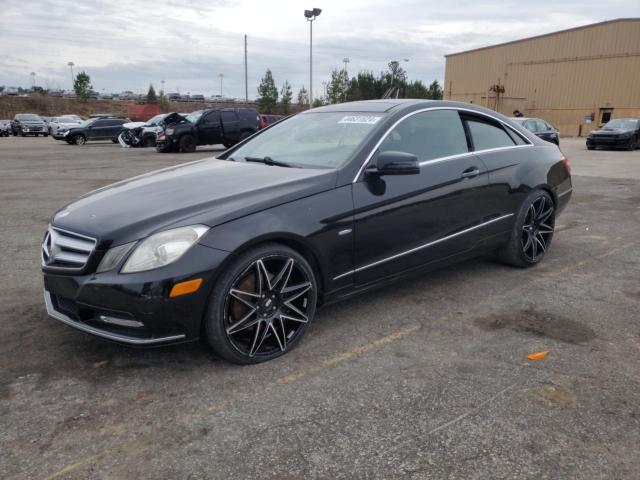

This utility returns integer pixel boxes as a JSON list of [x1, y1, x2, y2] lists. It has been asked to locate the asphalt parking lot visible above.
[[1, 137, 639, 479]]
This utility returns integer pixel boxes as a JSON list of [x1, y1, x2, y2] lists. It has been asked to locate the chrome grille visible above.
[[42, 227, 96, 270]]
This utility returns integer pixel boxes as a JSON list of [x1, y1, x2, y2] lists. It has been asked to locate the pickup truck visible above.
[[156, 108, 261, 153]]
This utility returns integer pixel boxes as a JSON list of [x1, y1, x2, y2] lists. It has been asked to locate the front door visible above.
[[199, 111, 222, 145], [352, 109, 491, 286]]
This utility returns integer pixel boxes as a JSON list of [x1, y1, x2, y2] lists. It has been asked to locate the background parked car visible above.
[[119, 113, 187, 148], [259, 114, 285, 129], [50, 116, 84, 139], [11, 114, 48, 137], [156, 108, 261, 152], [586, 118, 640, 150], [511, 117, 559, 145], [64, 117, 129, 145], [0, 120, 11, 136]]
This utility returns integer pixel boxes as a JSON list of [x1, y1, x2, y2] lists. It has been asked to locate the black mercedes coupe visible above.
[[42, 100, 572, 364]]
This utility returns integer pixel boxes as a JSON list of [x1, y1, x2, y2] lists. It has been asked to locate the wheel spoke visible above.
[[229, 289, 259, 309], [226, 308, 259, 335], [535, 233, 547, 253], [255, 260, 270, 293], [282, 282, 311, 302], [283, 300, 308, 322], [538, 222, 554, 233], [538, 207, 554, 223], [270, 321, 286, 352], [280, 313, 308, 324], [523, 232, 533, 252], [271, 258, 294, 293], [249, 321, 269, 357], [531, 234, 538, 259]]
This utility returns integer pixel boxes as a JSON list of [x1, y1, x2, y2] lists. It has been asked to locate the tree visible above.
[[426, 80, 443, 100], [297, 86, 309, 106], [326, 69, 349, 104], [73, 71, 92, 100], [280, 80, 293, 113], [147, 84, 158, 103], [405, 80, 430, 99], [388, 61, 407, 85], [257, 69, 278, 113]]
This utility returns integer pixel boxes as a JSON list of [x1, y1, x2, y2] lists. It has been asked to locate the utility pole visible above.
[[342, 57, 349, 102], [160, 79, 165, 94], [244, 34, 248, 103], [219, 73, 224, 97]]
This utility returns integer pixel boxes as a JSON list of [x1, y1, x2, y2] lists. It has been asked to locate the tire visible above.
[[20, 131, 25, 137], [142, 135, 155, 148], [587, 146, 595, 150], [74, 134, 86, 145], [43, 133, 48, 137], [204, 243, 318, 364], [179, 135, 196, 153], [12, 130, 17, 136], [496, 190, 555, 268]]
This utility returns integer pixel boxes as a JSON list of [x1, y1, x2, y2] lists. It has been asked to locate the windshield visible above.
[[16, 114, 41, 121], [604, 119, 638, 130], [185, 111, 203, 123], [229, 112, 385, 168], [147, 114, 166, 125]]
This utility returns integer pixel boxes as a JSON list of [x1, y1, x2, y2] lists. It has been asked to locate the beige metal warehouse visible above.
[[444, 18, 640, 136]]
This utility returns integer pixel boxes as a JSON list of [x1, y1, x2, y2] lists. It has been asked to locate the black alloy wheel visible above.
[[205, 244, 317, 364], [521, 195, 555, 263], [497, 190, 555, 267]]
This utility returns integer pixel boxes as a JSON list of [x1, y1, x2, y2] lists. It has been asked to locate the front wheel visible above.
[[179, 134, 196, 153], [204, 244, 318, 364], [496, 190, 555, 268]]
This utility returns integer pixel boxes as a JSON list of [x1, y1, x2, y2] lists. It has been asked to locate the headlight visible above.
[[165, 128, 174, 135], [96, 242, 136, 273], [63, 130, 70, 136], [121, 225, 209, 273]]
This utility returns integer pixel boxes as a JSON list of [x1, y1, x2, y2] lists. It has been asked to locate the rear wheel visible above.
[[204, 244, 318, 364], [179, 135, 196, 153], [497, 190, 555, 268]]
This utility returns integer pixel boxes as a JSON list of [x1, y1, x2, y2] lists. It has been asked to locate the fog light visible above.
[[169, 278, 203, 298]]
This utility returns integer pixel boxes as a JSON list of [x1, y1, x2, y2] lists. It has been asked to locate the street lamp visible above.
[[30, 72, 36, 89], [342, 57, 350, 102], [160, 79, 165, 94], [67, 62, 75, 89], [219, 73, 224, 97], [304, 7, 322, 106]]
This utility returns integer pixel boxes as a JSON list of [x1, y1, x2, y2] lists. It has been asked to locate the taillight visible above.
[[560, 154, 570, 174]]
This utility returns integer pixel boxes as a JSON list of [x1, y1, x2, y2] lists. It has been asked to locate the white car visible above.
[[50, 116, 83, 138], [118, 113, 187, 148]]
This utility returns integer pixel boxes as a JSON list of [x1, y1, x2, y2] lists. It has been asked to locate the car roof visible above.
[[306, 99, 515, 116]]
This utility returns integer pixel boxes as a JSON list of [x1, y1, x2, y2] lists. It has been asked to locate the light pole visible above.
[[342, 57, 349, 102], [304, 8, 322, 107], [30, 72, 36, 89], [160, 79, 165, 94], [219, 73, 224, 97], [67, 61, 75, 89]]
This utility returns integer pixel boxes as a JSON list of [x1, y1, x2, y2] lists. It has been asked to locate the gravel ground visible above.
[[0, 136, 639, 479]]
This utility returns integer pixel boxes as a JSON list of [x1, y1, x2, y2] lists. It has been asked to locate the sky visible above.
[[1, 0, 638, 100]]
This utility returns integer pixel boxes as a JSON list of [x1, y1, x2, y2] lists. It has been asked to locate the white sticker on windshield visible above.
[[338, 115, 381, 125]]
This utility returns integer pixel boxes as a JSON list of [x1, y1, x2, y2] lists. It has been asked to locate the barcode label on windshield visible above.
[[338, 116, 381, 125]]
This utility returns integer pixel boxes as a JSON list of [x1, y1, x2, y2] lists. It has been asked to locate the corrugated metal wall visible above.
[[444, 19, 640, 136]]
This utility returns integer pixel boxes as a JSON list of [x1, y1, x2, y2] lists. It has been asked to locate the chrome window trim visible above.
[[352, 106, 534, 183], [332, 213, 514, 281], [44, 291, 186, 345]]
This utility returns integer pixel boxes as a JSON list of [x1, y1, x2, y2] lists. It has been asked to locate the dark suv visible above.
[[157, 108, 261, 153], [64, 117, 129, 145], [11, 114, 48, 137]]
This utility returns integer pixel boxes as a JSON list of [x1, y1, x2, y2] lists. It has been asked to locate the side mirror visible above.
[[366, 151, 420, 176]]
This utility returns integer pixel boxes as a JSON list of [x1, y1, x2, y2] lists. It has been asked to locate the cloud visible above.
[[1, 0, 638, 98]]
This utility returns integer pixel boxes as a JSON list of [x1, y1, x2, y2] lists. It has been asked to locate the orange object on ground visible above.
[[527, 350, 550, 360]]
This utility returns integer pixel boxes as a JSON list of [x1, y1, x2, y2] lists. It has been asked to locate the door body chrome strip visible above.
[[557, 188, 573, 198], [332, 213, 514, 281], [352, 106, 534, 183], [44, 291, 186, 345]]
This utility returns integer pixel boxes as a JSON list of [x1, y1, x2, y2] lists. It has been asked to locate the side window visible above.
[[524, 120, 538, 132], [505, 127, 528, 145], [106, 120, 124, 126], [221, 111, 237, 122], [379, 110, 468, 161], [203, 112, 221, 124], [92, 120, 108, 127], [465, 116, 516, 151]]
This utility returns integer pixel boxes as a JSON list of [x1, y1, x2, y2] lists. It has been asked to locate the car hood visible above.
[[591, 128, 634, 135], [18, 120, 45, 125], [56, 122, 81, 128], [122, 121, 147, 129], [51, 159, 337, 246]]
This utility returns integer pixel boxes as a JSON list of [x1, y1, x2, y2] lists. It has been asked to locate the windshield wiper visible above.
[[244, 156, 292, 168]]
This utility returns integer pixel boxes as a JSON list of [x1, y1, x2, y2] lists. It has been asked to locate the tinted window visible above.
[[92, 120, 109, 127], [505, 127, 528, 145], [203, 111, 220, 124], [524, 120, 538, 132], [221, 111, 237, 122], [379, 110, 468, 161], [466, 117, 515, 151], [536, 120, 549, 132]]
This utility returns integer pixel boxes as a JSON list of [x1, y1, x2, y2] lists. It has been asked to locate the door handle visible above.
[[461, 167, 480, 179]]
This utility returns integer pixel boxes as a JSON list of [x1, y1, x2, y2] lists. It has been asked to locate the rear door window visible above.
[[379, 109, 469, 162], [464, 116, 516, 151]]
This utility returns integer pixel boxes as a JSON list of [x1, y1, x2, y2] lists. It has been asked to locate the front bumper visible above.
[[586, 136, 632, 148], [43, 243, 230, 346]]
